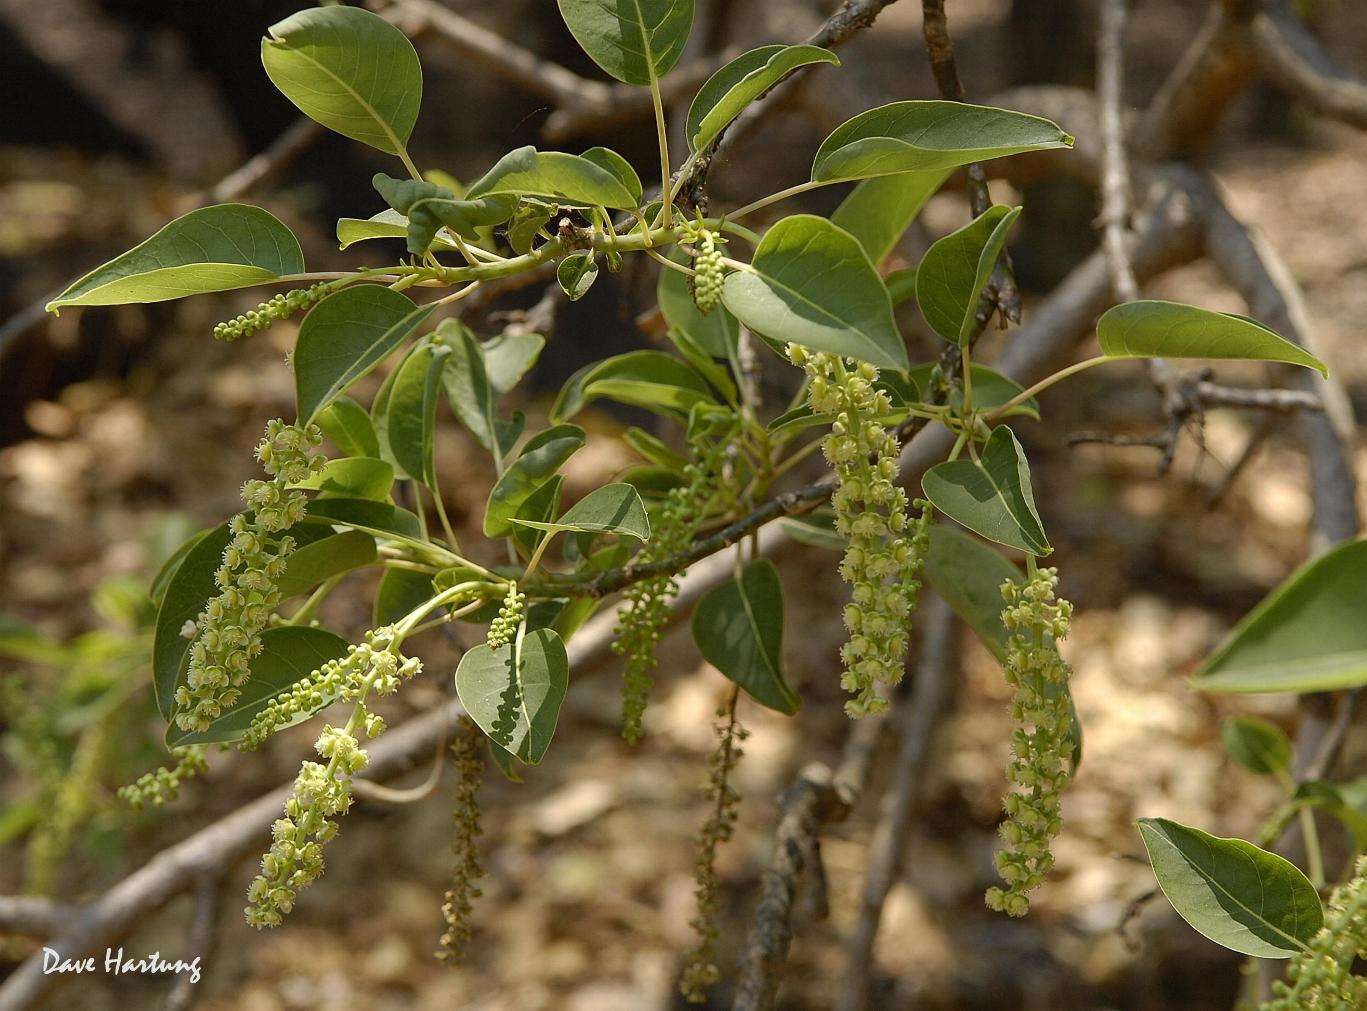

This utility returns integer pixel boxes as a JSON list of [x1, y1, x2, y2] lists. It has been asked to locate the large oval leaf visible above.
[[1137, 817, 1321, 958], [721, 214, 906, 371], [484, 425, 587, 537], [692, 559, 798, 714], [294, 285, 436, 425], [1192, 539, 1367, 693], [1097, 301, 1327, 375], [831, 170, 948, 266], [916, 205, 1021, 344], [317, 396, 381, 458], [166, 626, 349, 748], [921, 426, 1049, 555], [277, 529, 377, 599], [812, 101, 1073, 184], [386, 340, 448, 485], [511, 483, 650, 541], [152, 523, 231, 721], [261, 6, 421, 155], [687, 45, 839, 151], [551, 351, 716, 422], [557, 0, 693, 86], [466, 146, 638, 209], [455, 627, 569, 764], [47, 205, 303, 311]]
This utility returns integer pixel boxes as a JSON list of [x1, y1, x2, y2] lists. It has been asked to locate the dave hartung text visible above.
[[43, 947, 202, 984]]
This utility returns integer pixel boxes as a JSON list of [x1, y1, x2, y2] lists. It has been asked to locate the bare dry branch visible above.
[[1097, 0, 1141, 304], [1252, 0, 1367, 130], [0, 896, 77, 938]]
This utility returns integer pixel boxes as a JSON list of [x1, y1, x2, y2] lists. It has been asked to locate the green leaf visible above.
[[336, 209, 459, 252], [884, 267, 917, 306], [512, 483, 650, 540], [557, 252, 600, 301], [372, 173, 515, 254], [1137, 817, 1321, 958], [579, 147, 643, 205], [812, 101, 1074, 183], [687, 45, 840, 151], [466, 146, 638, 209], [923, 525, 1020, 661], [1097, 301, 1328, 375], [152, 523, 230, 721], [317, 396, 381, 458], [921, 427, 1050, 555], [1193, 540, 1367, 693], [294, 285, 436, 425], [373, 567, 435, 627], [624, 427, 687, 469], [557, 0, 693, 86], [278, 530, 376, 598], [435, 320, 500, 457], [507, 199, 558, 254], [831, 170, 947, 266], [305, 497, 423, 541], [907, 363, 1040, 420], [692, 559, 798, 714], [916, 205, 1021, 344], [261, 6, 421, 155], [166, 627, 349, 748], [386, 340, 448, 485], [619, 464, 686, 499], [455, 627, 569, 764], [484, 425, 587, 537], [666, 324, 737, 403], [47, 205, 303, 311], [482, 330, 545, 395], [292, 457, 394, 501], [1221, 716, 1292, 776], [658, 248, 740, 360], [150, 528, 212, 610], [1303, 779, 1367, 850], [512, 475, 564, 556], [550, 350, 716, 422], [722, 214, 906, 371]]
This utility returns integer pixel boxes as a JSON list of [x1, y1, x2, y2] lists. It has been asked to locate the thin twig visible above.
[[0, 897, 77, 938], [162, 876, 222, 1011], [1097, 0, 1141, 304]]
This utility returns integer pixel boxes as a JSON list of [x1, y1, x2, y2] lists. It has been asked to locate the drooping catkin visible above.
[[613, 429, 732, 743], [687, 223, 726, 315], [680, 695, 748, 1004], [486, 581, 525, 650], [437, 720, 486, 965], [213, 282, 330, 341], [174, 420, 324, 732], [1262, 854, 1367, 1010], [118, 745, 208, 809], [788, 345, 931, 716], [985, 566, 1076, 917]]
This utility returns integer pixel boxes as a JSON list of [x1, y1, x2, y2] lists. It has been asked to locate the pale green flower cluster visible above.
[[986, 566, 1075, 918], [118, 745, 208, 809], [789, 345, 930, 716], [437, 721, 486, 964], [486, 581, 525, 650], [213, 282, 330, 341], [241, 626, 419, 750], [245, 638, 418, 928], [614, 430, 732, 743], [686, 222, 725, 315], [174, 421, 324, 733], [1263, 854, 1367, 1010]]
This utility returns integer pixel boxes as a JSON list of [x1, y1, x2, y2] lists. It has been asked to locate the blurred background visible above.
[[2, 0, 1366, 1008]]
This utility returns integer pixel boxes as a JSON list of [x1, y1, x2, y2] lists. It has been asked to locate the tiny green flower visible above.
[[1262, 854, 1367, 1010]]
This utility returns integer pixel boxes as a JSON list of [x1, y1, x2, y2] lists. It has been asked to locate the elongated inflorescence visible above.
[[174, 421, 324, 733], [245, 632, 421, 928], [686, 222, 726, 315], [213, 282, 331, 341], [437, 720, 486, 965], [486, 582, 525, 650], [985, 566, 1076, 917], [118, 745, 208, 808], [789, 345, 931, 716], [1263, 855, 1367, 1010]]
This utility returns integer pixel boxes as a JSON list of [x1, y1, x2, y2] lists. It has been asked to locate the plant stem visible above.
[[286, 575, 343, 626], [650, 77, 673, 228], [729, 180, 833, 221], [987, 355, 1112, 421]]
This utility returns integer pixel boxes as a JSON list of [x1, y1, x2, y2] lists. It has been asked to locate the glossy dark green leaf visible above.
[[47, 205, 303, 311], [916, 205, 1021, 344], [387, 340, 448, 485], [557, 251, 599, 301], [1137, 817, 1321, 958], [721, 214, 906, 370], [692, 559, 798, 714], [557, 0, 692, 86], [466, 146, 638, 209], [277, 529, 377, 599], [152, 523, 231, 721], [812, 101, 1073, 183], [484, 425, 587, 537], [1193, 540, 1367, 693], [261, 6, 421, 155], [1097, 301, 1327, 375], [166, 626, 349, 748], [921, 427, 1050, 555], [658, 248, 739, 359], [1221, 716, 1292, 776], [512, 483, 650, 540], [294, 285, 436, 425], [317, 396, 381, 458], [550, 351, 715, 422], [831, 170, 947, 266], [687, 45, 839, 151], [455, 627, 569, 764]]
